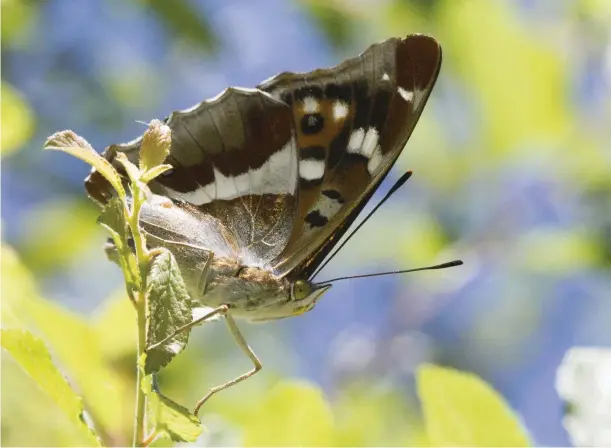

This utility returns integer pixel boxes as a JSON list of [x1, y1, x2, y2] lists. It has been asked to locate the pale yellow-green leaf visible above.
[[517, 228, 602, 273], [1, 0, 39, 44], [149, 392, 203, 442], [116, 152, 142, 184], [1, 244, 131, 438], [44, 130, 126, 199], [1, 82, 34, 156], [417, 364, 531, 447], [242, 380, 334, 446], [333, 384, 423, 446], [141, 164, 173, 184], [438, 0, 571, 157], [1, 329, 101, 446], [93, 292, 137, 361], [139, 119, 171, 173], [18, 199, 102, 272]]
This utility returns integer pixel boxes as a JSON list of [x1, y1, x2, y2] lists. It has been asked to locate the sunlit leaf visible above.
[[93, 292, 137, 361], [300, 0, 354, 49], [115, 152, 142, 185], [438, 0, 571, 156], [417, 364, 531, 447], [242, 380, 334, 446], [1, 329, 101, 446], [149, 391, 203, 442], [518, 228, 602, 273], [139, 119, 171, 173], [1, 82, 34, 156], [44, 130, 126, 199], [334, 384, 423, 446], [1, 244, 131, 439], [18, 199, 102, 273], [143, 0, 218, 52], [141, 164, 173, 184], [145, 249, 193, 374], [2, 355, 101, 446]]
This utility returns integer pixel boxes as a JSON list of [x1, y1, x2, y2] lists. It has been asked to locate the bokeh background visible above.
[[3, 0, 611, 445]]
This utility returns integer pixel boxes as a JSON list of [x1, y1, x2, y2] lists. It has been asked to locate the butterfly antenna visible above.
[[310, 170, 413, 280], [316, 259, 463, 285]]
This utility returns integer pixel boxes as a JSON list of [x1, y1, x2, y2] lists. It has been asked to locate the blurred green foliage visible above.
[[1, 81, 34, 157], [3, 0, 611, 445], [2, 242, 530, 445]]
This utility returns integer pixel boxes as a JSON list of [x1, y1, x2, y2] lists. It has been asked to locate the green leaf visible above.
[[1, 329, 101, 446], [242, 380, 334, 446], [144, 0, 218, 52], [1, 244, 131, 439], [438, 0, 570, 156], [44, 130, 126, 199], [139, 119, 171, 173], [115, 152, 142, 185], [301, 1, 354, 49], [149, 391, 203, 442], [18, 199, 102, 273], [98, 197, 141, 290], [417, 364, 531, 447], [1, 81, 34, 156], [145, 249, 193, 374], [141, 164, 173, 184], [98, 196, 128, 242]]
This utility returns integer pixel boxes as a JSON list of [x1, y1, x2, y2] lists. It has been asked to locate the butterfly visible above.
[[85, 34, 450, 415]]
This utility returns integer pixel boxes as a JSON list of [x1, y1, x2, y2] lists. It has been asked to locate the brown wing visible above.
[[258, 34, 442, 279], [85, 88, 300, 267]]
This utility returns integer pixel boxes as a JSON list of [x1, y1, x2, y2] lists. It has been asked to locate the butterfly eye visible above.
[[292, 279, 312, 301]]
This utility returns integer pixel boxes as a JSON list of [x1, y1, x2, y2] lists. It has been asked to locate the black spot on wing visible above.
[[305, 210, 328, 228], [301, 113, 325, 135], [322, 189, 345, 203]]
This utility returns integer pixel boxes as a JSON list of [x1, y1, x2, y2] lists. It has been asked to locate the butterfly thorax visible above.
[[201, 258, 290, 317]]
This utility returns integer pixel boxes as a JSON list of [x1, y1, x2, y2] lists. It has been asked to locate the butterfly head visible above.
[[288, 279, 331, 316]]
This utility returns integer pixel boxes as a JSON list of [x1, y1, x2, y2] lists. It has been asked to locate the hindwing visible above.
[[85, 34, 442, 281]]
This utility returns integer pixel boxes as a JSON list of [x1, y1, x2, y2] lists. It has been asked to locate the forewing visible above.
[[85, 88, 299, 267], [258, 34, 442, 278]]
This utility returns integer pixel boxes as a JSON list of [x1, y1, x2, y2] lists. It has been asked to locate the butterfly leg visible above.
[[193, 311, 262, 416], [146, 304, 228, 352]]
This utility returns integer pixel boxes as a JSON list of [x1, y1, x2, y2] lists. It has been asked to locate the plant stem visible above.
[[129, 185, 151, 447], [133, 290, 148, 447]]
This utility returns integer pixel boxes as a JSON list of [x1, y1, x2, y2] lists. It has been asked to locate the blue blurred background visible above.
[[3, 0, 611, 445]]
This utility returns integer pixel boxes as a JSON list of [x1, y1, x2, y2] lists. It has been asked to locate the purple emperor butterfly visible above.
[[86, 34, 455, 415]]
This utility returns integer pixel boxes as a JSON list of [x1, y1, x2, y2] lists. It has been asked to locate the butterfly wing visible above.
[[258, 34, 442, 278], [86, 88, 300, 268]]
